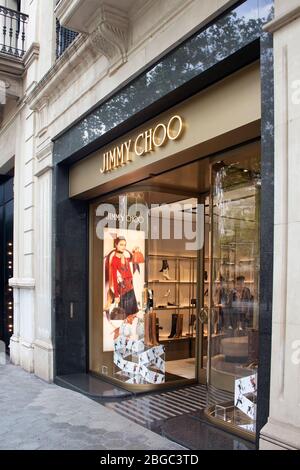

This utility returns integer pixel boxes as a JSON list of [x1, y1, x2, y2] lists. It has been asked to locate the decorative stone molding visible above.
[[264, 5, 300, 33], [33, 339, 54, 354], [89, 3, 129, 73], [35, 97, 49, 139], [27, 33, 90, 110], [55, 0, 84, 28], [23, 42, 40, 70], [34, 141, 53, 177], [9, 278, 35, 289], [0, 72, 22, 100], [55, 1, 130, 74], [0, 53, 24, 77], [35, 140, 53, 163]]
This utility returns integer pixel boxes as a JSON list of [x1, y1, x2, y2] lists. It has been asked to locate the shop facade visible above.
[[2, 0, 300, 451], [52, 1, 274, 445]]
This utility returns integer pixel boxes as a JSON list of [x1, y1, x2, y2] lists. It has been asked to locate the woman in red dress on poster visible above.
[[105, 236, 140, 317]]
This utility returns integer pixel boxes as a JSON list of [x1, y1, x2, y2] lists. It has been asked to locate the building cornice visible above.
[[264, 5, 300, 33], [54, 0, 78, 27], [0, 103, 22, 138], [26, 33, 89, 110], [0, 53, 24, 77]]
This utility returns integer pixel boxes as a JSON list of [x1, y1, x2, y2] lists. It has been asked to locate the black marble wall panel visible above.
[[256, 30, 274, 445], [53, 164, 89, 376], [54, 0, 274, 164]]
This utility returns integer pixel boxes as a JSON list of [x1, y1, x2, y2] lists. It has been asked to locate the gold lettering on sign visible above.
[[167, 115, 183, 140], [153, 123, 167, 148], [116, 145, 124, 167], [100, 152, 108, 174], [108, 148, 116, 171], [100, 140, 133, 173], [134, 133, 144, 157], [100, 115, 184, 174], [144, 128, 153, 153], [124, 140, 132, 163]]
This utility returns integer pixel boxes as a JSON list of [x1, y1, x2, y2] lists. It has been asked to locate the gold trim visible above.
[[89, 370, 197, 393], [204, 403, 256, 443]]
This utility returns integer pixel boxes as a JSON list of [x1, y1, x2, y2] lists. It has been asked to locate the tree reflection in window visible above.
[[54, 0, 274, 161]]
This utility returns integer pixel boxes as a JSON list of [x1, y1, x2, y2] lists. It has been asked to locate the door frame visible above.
[[196, 192, 209, 385]]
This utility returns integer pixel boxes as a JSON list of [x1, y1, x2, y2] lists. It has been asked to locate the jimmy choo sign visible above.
[[100, 115, 184, 174]]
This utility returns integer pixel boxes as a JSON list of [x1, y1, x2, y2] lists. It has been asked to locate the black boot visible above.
[[168, 313, 178, 338], [159, 259, 169, 272], [156, 318, 162, 342]]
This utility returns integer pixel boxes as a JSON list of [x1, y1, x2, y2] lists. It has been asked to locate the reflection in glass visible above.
[[90, 191, 199, 387], [55, 0, 273, 162], [208, 153, 261, 437]]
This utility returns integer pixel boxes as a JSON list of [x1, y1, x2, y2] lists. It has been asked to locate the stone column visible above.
[[260, 0, 300, 450], [9, 0, 40, 373], [32, 142, 54, 382], [9, 102, 36, 373]]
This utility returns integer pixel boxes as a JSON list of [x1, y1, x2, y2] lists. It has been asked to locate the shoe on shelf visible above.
[[164, 289, 171, 297], [159, 259, 169, 272], [162, 268, 171, 280]]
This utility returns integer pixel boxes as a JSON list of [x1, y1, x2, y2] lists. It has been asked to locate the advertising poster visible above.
[[234, 374, 257, 421], [103, 228, 145, 352]]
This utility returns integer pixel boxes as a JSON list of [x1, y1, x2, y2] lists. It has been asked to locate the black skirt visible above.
[[119, 289, 139, 317]]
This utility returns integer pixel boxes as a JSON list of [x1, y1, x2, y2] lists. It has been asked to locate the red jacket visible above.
[[111, 255, 133, 297]]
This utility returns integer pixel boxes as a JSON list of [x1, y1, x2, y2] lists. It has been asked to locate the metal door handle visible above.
[[199, 307, 208, 323]]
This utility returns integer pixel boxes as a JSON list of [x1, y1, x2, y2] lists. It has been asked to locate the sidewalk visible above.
[[0, 362, 183, 450]]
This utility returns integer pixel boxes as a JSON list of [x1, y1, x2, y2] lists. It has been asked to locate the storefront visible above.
[[0, 175, 14, 348], [52, 0, 274, 447]]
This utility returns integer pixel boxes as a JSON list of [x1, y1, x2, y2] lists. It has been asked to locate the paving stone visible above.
[[0, 363, 184, 450]]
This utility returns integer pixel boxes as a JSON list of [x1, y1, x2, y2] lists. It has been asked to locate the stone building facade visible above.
[[0, 0, 299, 450]]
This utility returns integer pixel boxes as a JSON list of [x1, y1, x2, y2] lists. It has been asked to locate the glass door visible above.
[[196, 195, 209, 384], [205, 144, 261, 440]]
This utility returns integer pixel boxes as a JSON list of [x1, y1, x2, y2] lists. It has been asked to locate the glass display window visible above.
[[89, 140, 261, 441]]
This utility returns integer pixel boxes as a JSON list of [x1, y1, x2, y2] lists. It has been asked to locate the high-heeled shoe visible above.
[[162, 269, 171, 280], [160, 260, 171, 280], [159, 259, 169, 272]]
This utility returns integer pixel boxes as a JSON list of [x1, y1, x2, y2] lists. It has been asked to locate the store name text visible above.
[[100, 115, 184, 174]]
